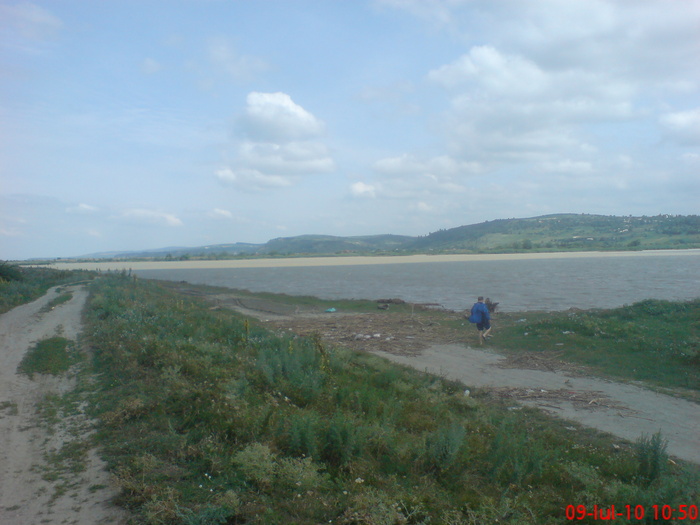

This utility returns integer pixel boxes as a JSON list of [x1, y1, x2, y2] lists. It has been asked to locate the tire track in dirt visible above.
[[374, 344, 700, 465], [0, 285, 127, 525]]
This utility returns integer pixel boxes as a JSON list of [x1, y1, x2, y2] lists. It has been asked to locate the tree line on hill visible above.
[[72, 213, 700, 261]]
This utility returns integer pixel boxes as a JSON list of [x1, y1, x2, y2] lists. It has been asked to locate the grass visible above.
[[17, 336, 81, 379], [80, 273, 700, 524], [40, 291, 74, 313], [158, 279, 416, 315], [228, 285, 700, 397], [0, 265, 94, 314], [34, 388, 97, 505], [492, 299, 700, 394], [0, 400, 19, 416]]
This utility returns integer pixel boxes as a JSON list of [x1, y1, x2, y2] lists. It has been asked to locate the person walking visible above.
[[468, 296, 492, 344]]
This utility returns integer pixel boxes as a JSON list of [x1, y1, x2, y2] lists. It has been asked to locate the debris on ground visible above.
[[270, 313, 464, 356], [496, 352, 582, 373], [484, 387, 627, 410]]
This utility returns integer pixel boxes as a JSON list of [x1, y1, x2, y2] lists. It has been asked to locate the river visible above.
[[112, 250, 700, 312]]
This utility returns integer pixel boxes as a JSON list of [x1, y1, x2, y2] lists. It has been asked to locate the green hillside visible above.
[[257, 214, 700, 255], [72, 214, 700, 261], [407, 214, 700, 253], [259, 234, 414, 255]]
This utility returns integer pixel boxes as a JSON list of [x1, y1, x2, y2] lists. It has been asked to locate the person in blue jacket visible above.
[[469, 296, 492, 344]]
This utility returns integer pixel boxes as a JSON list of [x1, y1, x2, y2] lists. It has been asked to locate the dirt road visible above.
[[0, 285, 127, 525], [375, 344, 700, 465]]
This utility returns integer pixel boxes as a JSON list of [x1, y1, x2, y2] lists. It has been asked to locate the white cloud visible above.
[[355, 153, 471, 207], [0, 2, 62, 41], [207, 36, 267, 82], [430, 46, 635, 123], [141, 57, 162, 75], [682, 153, 700, 164], [374, 154, 480, 177], [238, 140, 334, 175], [215, 167, 293, 191], [218, 92, 335, 191], [0, 226, 22, 237], [540, 160, 594, 174], [424, 43, 639, 171], [660, 108, 700, 146], [429, 46, 549, 98], [66, 203, 99, 214], [211, 208, 234, 219], [241, 92, 325, 142], [350, 181, 377, 198], [375, 0, 468, 30], [121, 209, 183, 227]]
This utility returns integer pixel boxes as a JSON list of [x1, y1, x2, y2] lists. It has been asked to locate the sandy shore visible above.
[[34, 249, 700, 272]]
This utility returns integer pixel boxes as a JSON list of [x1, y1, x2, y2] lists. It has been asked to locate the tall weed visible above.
[[635, 431, 668, 486], [424, 422, 466, 472]]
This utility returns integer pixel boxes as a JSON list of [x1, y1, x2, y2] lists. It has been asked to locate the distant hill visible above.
[[80, 242, 262, 260], [405, 214, 700, 253], [74, 214, 699, 260], [258, 234, 414, 255]]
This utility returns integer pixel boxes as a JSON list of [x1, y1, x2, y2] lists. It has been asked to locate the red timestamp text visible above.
[[565, 504, 699, 521]]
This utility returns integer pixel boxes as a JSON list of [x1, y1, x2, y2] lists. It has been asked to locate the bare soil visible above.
[[0, 285, 128, 524]]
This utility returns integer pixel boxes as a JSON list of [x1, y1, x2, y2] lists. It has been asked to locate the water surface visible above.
[[134, 251, 700, 312]]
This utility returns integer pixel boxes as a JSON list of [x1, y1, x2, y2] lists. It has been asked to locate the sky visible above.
[[1, 0, 699, 260]]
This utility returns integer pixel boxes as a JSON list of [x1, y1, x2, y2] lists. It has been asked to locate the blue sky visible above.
[[1, 0, 699, 259]]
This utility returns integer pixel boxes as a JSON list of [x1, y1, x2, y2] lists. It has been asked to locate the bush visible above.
[[487, 415, 559, 485], [232, 443, 276, 488], [278, 411, 320, 458], [0, 261, 23, 282], [424, 423, 466, 472], [256, 338, 326, 405], [635, 431, 668, 486], [321, 415, 358, 468]]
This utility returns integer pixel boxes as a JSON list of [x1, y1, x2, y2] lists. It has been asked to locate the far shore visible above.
[[31, 248, 700, 272]]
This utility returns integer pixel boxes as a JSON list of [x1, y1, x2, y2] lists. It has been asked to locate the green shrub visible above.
[[635, 431, 668, 486], [255, 338, 327, 405], [0, 261, 23, 282], [276, 456, 329, 492], [424, 422, 466, 472], [176, 505, 233, 525], [278, 411, 320, 459], [232, 443, 276, 487], [321, 415, 359, 468], [487, 415, 559, 485]]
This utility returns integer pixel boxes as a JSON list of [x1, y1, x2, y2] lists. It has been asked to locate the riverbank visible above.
[[32, 248, 700, 271]]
